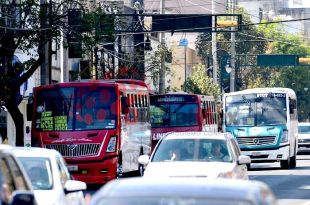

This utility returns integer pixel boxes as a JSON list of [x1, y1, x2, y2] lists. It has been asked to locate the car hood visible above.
[[143, 161, 236, 178], [34, 190, 61, 205], [298, 133, 310, 140]]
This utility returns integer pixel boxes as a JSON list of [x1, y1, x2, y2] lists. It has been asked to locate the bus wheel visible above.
[[117, 151, 123, 178], [246, 164, 251, 170], [289, 144, 297, 168], [280, 159, 290, 169], [138, 147, 144, 176]]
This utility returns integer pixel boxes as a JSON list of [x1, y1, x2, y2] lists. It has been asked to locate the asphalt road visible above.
[[249, 154, 310, 205], [85, 154, 310, 205]]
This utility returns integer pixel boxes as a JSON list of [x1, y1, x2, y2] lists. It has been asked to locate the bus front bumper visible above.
[[241, 145, 289, 163], [66, 157, 118, 184]]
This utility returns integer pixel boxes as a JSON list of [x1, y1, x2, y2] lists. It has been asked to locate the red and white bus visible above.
[[150, 93, 220, 149], [28, 79, 151, 184]]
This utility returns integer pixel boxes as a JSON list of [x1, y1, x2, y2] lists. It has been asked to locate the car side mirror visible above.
[[138, 155, 150, 165], [64, 180, 87, 194], [11, 191, 36, 205], [237, 155, 251, 165]]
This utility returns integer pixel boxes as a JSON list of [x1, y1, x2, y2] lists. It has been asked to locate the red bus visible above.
[[150, 93, 220, 149], [28, 79, 151, 184]]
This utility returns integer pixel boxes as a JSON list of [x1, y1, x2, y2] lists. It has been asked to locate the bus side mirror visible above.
[[121, 96, 129, 115], [289, 100, 295, 114], [202, 108, 207, 118], [289, 106, 294, 114], [27, 95, 34, 121]]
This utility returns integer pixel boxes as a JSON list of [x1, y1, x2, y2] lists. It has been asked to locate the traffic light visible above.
[[67, 35, 82, 59], [298, 56, 310, 65], [216, 20, 238, 28]]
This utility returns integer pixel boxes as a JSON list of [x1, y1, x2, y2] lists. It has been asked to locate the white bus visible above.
[[223, 88, 298, 169]]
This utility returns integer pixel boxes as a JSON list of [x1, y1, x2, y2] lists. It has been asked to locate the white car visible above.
[[138, 132, 251, 179], [298, 122, 310, 153], [89, 177, 277, 205], [12, 147, 87, 205], [0, 144, 37, 205]]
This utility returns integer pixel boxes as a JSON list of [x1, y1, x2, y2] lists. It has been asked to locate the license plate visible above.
[[67, 165, 78, 171], [252, 152, 262, 156]]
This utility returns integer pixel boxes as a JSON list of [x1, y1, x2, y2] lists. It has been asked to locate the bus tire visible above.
[[117, 151, 123, 178], [138, 147, 144, 176], [289, 154, 296, 168], [289, 143, 297, 168], [280, 159, 290, 169], [246, 163, 251, 170]]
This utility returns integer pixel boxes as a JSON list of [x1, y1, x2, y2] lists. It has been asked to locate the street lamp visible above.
[[179, 38, 188, 90]]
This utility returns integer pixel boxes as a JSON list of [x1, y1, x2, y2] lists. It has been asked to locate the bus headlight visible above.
[[106, 136, 117, 152], [280, 130, 288, 143]]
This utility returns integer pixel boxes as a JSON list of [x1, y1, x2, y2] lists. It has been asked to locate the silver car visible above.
[[298, 122, 310, 153], [89, 177, 277, 205]]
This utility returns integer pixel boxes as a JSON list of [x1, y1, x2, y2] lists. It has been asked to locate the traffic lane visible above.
[[249, 155, 310, 205]]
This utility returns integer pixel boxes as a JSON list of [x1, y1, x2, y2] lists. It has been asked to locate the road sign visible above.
[[257, 55, 298, 66]]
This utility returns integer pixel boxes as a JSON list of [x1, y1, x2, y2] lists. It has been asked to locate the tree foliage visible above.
[[183, 64, 221, 99], [0, 0, 113, 145]]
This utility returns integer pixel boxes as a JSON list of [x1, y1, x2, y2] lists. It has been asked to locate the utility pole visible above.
[[133, 0, 145, 81], [158, 0, 165, 94], [211, 0, 218, 85], [40, 0, 51, 85], [230, 0, 236, 92]]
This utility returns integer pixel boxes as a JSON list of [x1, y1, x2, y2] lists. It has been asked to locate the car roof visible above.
[[298, 122, 310, 126], [11, 147, 61, 158], [164, 132, 232, 141], [93, 177, 271, 200]]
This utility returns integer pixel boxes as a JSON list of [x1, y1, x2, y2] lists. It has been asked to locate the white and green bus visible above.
[[223, 88, 298, 169]]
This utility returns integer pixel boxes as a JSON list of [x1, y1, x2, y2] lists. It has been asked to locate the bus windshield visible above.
[[150, 103, 199, 127], [225, 93, 287, 126], [34, 86, 117, 131]]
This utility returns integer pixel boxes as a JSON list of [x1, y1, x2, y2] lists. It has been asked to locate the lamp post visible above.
[[179, 38, 188, 91], [209, 49, 230, 92]]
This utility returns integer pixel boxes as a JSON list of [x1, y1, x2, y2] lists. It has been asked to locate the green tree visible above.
[[253, 21, 310, 121], [144, 43, 172, 93], [196, 7, 268, 91], [183, 64, 221, 99], [0, 0, 112, 145]]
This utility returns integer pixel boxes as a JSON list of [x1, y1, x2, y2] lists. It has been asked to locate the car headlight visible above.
[[218, 171, 233, 179], [280, 130, 288, 143]]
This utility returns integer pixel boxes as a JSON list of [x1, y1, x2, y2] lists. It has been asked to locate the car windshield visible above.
[[152, 138, 233, 162], [95, 197, 254, 205], [298, 125, 310, 134], [17, 157, 53, 190]]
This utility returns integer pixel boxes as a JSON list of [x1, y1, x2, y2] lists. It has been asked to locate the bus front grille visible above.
[[237, 136, 276, 146], [45, 143, 101, 157]]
